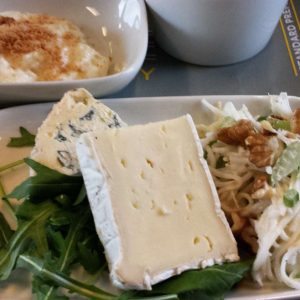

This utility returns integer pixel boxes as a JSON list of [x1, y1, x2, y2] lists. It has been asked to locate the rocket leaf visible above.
[[7, 158, 82, 201], [18, 255, 116, 300], [152, 261, 251, 295], [0, 214, 13, 249], [77, 236, 106, 274], [7, 127, 36, 147], [127, 261, 252, 300], [33, 210, 91, 300], [0, 201, 60, 280], [1, 157, 251, 300]]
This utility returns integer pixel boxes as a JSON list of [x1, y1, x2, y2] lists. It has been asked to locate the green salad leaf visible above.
[[7, 127, 36, 147], [0, 214, 13, 249], [7, 158, 82, 201], [0, 201, 60, 280], [257, 115, 267, 122], [77, 235, 106, 275], [0, 180, 18, 232], [151, 261, 251, 299], [0, 157, 251, 300], [0, 161, 108, 298], [271, 141, 300, 184], [33, 210, 92, 300], [73, 185, 87, 206], [122, 261, 252, 300], [18, 255, 116, 300], [283, 189, 299, 208], [269, 119, 291, 131]]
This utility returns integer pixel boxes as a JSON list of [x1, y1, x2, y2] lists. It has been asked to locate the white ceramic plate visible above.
[[0, 0, 148, 103], [1, 95, 300, 300]]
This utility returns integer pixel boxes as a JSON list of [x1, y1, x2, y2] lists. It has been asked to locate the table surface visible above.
[[109, 0, 300, 100], [1, 2, 300, 299], [1, 1, 300, 108]]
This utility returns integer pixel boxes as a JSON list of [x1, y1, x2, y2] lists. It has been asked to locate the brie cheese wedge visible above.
[[76, 115, 239, 290], [31, 88, 126, 175]]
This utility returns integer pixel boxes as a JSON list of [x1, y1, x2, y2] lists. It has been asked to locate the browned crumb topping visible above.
[[0, 14, 85, 81], [0, 21, 55, 54], [0, 16, 15, 25]]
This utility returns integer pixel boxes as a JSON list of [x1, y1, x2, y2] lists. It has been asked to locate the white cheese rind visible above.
[[77, 115, 239, 290], [76, 135, 122, 281], [31, 88, 126, 175]]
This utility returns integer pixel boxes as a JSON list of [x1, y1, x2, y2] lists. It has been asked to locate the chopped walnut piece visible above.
[[217, 120, 254, 145], [245, 134, 278, 168], [252, 173, 268, 193], [292, 108, 300, 134]]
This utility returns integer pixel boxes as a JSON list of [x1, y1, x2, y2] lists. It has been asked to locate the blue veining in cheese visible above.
[[31, 88, 126, 175]]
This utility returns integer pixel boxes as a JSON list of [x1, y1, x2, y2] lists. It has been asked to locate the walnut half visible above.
[[217, 120, 254, 145], [245, 134, 279, 168], [292, 108, 300, 134], [217, 119, 282, 168], [252, 173, 268, 193]]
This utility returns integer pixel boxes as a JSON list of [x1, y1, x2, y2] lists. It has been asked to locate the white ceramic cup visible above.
[[145, 0, 288, 65]]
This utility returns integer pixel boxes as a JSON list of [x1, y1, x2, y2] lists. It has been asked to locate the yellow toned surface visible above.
[[84, 115, 238, 289]]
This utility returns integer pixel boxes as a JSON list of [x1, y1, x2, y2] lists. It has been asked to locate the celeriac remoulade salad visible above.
[[198, 92, 300, 289], [0, 90, 300, 299]]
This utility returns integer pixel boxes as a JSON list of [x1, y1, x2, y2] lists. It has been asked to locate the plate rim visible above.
[[1, 93, 300, 112], [1, 94, 300, 300]]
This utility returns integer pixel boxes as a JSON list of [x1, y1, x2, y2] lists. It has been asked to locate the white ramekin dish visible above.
[[146, 0, 287, 66], [0, 0, 148, 103]]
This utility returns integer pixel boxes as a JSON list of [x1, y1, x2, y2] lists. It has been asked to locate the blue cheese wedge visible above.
[[76, 115, 239, 290], [31, 88, 126, 175]]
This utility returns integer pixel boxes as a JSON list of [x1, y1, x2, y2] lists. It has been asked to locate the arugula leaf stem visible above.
[[19, 255, 116, 300], [0, 227, 9, 245], [7, 158, 83, 200], [131, 296, 178, 300], [0, 159, 25, 173], [0, 202, 59, 279], [74, 184, 87, 205], [20, 254, 178, 300], [10, 209, 52, 260], [59, 212, 90, 270], [43, 211, 91, 299], [0, 215, 12, 247], [0, 181, 5, 197], [0, 181, 15, 211]]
